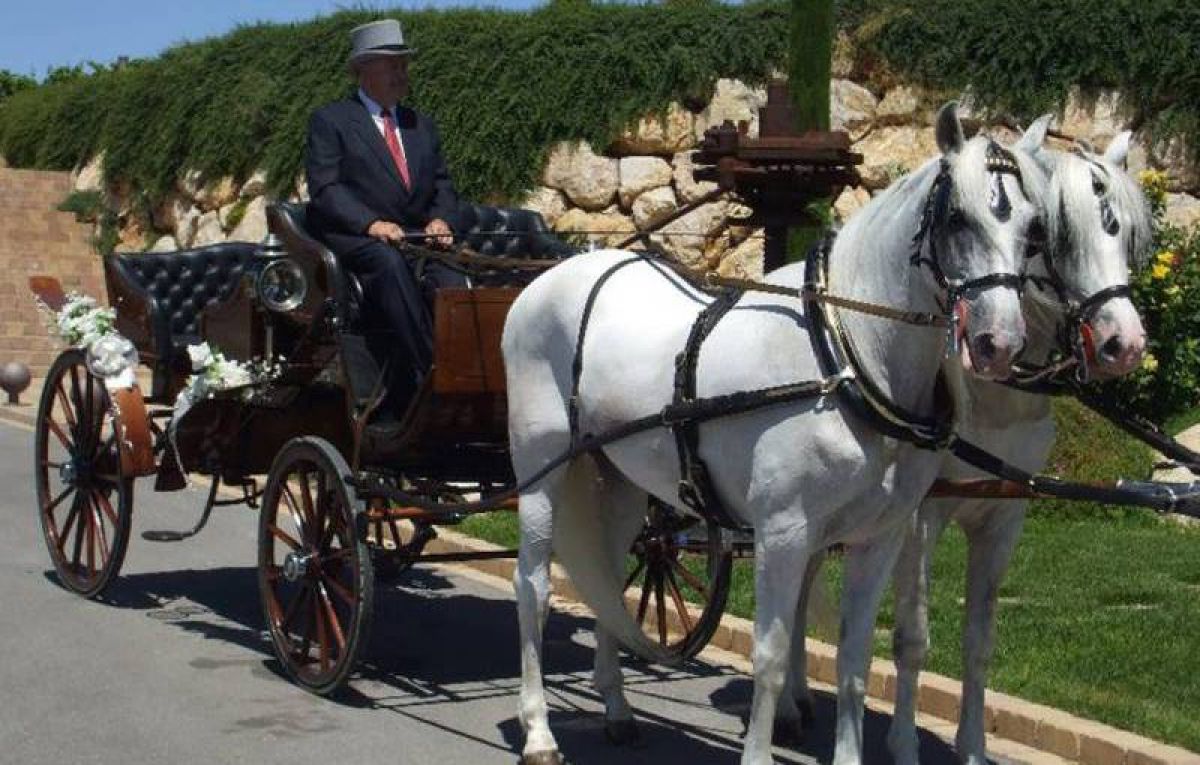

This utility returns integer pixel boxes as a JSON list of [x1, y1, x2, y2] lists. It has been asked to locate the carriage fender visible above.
[[108, 385, 156, 477]]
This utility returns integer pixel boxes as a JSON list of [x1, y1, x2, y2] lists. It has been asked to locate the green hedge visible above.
[[0, 2, 790, 203]]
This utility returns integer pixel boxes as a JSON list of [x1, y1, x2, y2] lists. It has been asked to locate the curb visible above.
[[423, 527, 1200, 765]]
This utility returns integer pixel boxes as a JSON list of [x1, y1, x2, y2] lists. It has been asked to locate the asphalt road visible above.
[[0, 417, 993, 765]]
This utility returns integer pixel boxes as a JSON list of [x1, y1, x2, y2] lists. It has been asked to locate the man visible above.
[[305, 18, 460, 420]]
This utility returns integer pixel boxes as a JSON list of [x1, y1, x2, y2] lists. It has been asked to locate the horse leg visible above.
[[742, 528, 812, 765], [832, 537, 906, 765], [591, 469, 651, 746], [956, 506, 1025, 765], [779, 550, 827, 745], [887, 508, 947, 765], [515, 484, 565, 765]]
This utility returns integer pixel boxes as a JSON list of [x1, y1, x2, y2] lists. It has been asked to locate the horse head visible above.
[[1017, 118, 1151, 379], [910, 103, 1044, 379]]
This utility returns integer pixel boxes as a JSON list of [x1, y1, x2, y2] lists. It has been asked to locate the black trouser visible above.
[[342, 241, 466, 418]]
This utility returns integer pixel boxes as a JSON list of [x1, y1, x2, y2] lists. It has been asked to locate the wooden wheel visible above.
[[258, 437, 373, 695], [624, 500, 732, 661], [34, 349, 133, 598]]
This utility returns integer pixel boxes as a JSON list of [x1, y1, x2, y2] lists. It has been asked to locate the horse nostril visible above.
[[1100, 335, 1123, 362]]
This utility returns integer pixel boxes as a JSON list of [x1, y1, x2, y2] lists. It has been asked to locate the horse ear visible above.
[[936, 102, 966, 155], [1105, 131, 1133, 168], [1017, 114, 1053, 154]]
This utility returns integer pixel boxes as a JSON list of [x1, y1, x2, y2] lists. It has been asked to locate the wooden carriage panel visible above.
[[431, 288, 519, 395]]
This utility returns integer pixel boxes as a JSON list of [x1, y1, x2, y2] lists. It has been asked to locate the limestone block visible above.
[[177, 168, 205, 201], [631, 185, 678, 230], [195, 176, 238, 212], [229, 197, 268, 243], [659, 201, 727, 266], [831, 79, 877, 134], [553, 207, 635, 248], [877, 86, 920, 126], [1165, 193, 1200, 230], [834, 186, 872, 222], [611, 102, 696, 156], [519, 186, 568, 227], [716, 235, 764, 280], [192, 211, 225, 246], [240, 168, 269, 198], [73, 153, 104, 194], [1151, 135, 1200, 192], [672, 150, 719, 204], [148, 235, 178, 253], [1061, 86, 1129, 147], [117, 216, 146, 252], [618, 156, 673, 209], [695, 78, 768, 140], [853, 126, 939, 190], [543, 141, 618, 211]]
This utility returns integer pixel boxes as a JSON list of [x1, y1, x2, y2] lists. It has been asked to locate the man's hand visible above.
[[367, 220, 405, 243], [424, 218, 453, 249]]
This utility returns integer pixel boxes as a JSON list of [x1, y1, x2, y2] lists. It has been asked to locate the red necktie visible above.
[[380, 109, 411, 189]]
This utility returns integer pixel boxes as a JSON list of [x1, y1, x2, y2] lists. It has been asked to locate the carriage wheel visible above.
[[624, 500, 732, 661], [367, 503, 435, 582], [258, 437, 373, 695], [34, 349, 134, 598]]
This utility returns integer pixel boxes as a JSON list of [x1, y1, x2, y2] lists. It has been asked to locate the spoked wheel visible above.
[[624, 500, 733, 661], [258, 437, 373, 695], [34, 349, 133, 598]]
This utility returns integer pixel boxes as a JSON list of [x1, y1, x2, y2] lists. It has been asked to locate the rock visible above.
[[519, 186, 568, 227], [876, 86, 919, 126], [191, 211, 224, 246], [833, 186, 872, 222], [177, 168, 205, 201], [618, 156, 673, 209], [659, 201, 727, 266], [631, 185, 678, 229], [229, 197, 269, 243], [553, 207, 636, 248], [116, 216, 145, 251], [853, 126, 939, 190], [672, 150, 720, 204], [830, 79, 877, 134], [611, 103, 696, 156], [543, 141, 619, 211], [176, 206, 201, 248], [218, 202, 237, 230], [1151, 135, 1200, 193], [1164, 193, 1200, 231], [152, 192, 189, 232], [73, 153, 104, 194], [1060, 87, 1128, 147], [240, 169, 269, 198], [148, 235, 178, 253], [195, 176, 238, 212], [831, 31, 855, 79], [716, 235, 765, 280], [695, 78, 768, 140]]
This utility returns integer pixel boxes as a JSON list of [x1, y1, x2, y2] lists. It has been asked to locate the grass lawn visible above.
[[458, 399, 1200, 751]]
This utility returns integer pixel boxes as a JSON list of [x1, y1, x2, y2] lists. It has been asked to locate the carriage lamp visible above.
[[256, 258, 308, 313], [0, 361, 31, 404], [86, 335, 138, 389]]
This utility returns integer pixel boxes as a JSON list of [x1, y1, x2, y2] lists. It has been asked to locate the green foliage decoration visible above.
[[0, 3, 789, 204]]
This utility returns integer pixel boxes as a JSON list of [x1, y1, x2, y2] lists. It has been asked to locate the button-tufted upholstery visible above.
[[454, 202, 576, 260], [110, 242, 258, 363]]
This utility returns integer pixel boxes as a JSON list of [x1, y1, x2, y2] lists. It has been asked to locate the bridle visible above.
[[1021, 153, 1134, 382], [909, 140, 1027, 356]]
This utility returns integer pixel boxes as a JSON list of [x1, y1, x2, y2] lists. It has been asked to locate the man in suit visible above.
[[305, 18, 461, 420]]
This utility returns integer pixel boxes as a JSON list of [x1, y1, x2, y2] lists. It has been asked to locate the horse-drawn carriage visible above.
[[31, 200, 735, 696]]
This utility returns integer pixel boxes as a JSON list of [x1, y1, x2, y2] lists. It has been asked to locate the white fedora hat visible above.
[[348, 19, 416, 64]]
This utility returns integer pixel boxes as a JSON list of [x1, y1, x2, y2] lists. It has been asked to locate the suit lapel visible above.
[[349, 96, 405, 190]]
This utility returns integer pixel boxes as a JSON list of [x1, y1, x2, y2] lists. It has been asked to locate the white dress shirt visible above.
[[358, 88, 409, 167]]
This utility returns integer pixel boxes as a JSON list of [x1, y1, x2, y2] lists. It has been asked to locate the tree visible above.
[[0, 70, 35, 104]]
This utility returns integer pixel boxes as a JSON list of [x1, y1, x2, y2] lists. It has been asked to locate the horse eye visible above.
[[1092, 176, 1107, 196]]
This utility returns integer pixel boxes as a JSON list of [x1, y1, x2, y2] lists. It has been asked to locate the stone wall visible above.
[[72, 76, 1200, 279], [0, 168, 102, 377]]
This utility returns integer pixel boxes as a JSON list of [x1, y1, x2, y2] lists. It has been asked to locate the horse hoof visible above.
[[519, 751, 564, 765], [772, 717, 806, 748], [605, 718, 642, 746]]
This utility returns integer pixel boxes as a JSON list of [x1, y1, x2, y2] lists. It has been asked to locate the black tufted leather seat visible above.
[[454, 202, 576, 260], [109, 242, 259, 364]]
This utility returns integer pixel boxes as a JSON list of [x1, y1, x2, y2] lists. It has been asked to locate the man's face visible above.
[[357, 56, 409, 108]]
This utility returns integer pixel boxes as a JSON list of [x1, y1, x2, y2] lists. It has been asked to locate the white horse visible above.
[[503, 103, 1045, 765], [781, 120, 1153, 765]]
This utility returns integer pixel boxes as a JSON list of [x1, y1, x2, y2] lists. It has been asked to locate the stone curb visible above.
[[424, 527, 1200, 765]]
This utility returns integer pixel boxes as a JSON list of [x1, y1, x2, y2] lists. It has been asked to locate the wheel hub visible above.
[[282, 551, 314, 582], [59, 459, 87, 487]]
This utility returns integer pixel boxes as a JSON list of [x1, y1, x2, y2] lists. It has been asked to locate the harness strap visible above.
[[672, 288, 746, 529]]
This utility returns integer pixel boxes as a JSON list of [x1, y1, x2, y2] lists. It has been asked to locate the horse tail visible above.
[[552, 457, 678, 667]]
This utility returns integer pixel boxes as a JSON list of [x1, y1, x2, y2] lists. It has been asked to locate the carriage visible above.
[[30, 200, 738, 695]]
